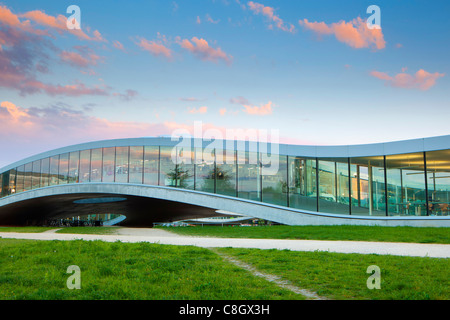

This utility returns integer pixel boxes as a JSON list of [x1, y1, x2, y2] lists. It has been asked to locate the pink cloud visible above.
[[178, 37, 232, 65], [188, 106, 208, 114], [247, 1, 295, 33], [60, 47, 101, 68], [243, 101, 273, 116], [0, 101, 231, 161], [299, 17, 385, 50], [19, 9, 106, 42], [113, 40, 125, 51], [0, 4, 125, 98], [205, 14, 220, 24], [370, 69, 445, 90], [136, 37, 173, 59]]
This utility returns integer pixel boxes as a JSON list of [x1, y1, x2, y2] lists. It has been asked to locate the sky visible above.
[[0, 0, 449, 167]]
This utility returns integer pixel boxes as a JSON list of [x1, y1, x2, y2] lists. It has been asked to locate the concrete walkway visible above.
[[0, 230, 449, 258]]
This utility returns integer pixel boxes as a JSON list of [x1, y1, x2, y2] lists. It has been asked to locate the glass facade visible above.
[[0, 141, 449, 218], [102, 147, 114, 183], [318, 159, 350, 215], [159, 146, 176, 187], [386, 153, 427, 216], [115, 147, 129, 183], [288, 157, 317, 211], [350, 156, 386, 216], [426, 150, 450, 216], [216, 149, 237, 197], [143, 146, 159, 185], [195, 148, 215, 193], [79, 150, 91, 183], [129, 146, 144, 184], [262, 155, 288, 206], [237, 151, 261, 201]]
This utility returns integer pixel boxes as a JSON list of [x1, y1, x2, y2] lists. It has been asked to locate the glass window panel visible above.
[[58, 153, 69, 184], [318, 159, 349, 215], [386, 152, 426, 216], [24, 162, 33, 191], [8, 169, 16, 195], [102, 147, 114, 183], [49, 155, 59, 186], [16, 165, 25, 193], [262, 155, 287, 206], [176, 147, 195, 189], [144, 146, 159, 185], [40, 157, 50, 188], [216, 149, 237, 197], [129, 146, 144, 184], [90, 148, 103, 183], [237, 151, 261, 201], [115, 146, 129, 183], [195, 148, 215, 193], [288, 157, 317, 211], [426, 149, 450, 216], [159, 146, 177, 187], [0, 174, 3, 197], [79, 150, 91, 183], [350, 156, 386, 216], [68, 151, 79, 184], [336, 162, 350, 208], [31, 160, 41, 189]]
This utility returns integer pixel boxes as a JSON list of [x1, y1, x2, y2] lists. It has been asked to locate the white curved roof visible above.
[[1, 135, 449, 173]]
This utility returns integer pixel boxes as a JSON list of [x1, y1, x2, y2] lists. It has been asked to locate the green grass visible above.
[[160, 225, 450, 244], [218, 247, 450, 300], [0, 239, 302, 300], [0, 227, 57, 233], [56, 227, 120, 235]]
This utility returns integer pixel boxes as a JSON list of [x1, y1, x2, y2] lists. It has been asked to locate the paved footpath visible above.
[[1, 231, 449, 258]]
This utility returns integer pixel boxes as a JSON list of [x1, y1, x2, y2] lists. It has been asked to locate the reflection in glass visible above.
[[288, 157, 317, 211], [237, 151, 261, 201], [216, 149, 237, 197], [58, 153, 69, 184], [40, 157, 50, 188], [16, 165, 25, 193], [159, 146, 176, 187], [175, 147, 194, 189], [90, 148, 102, 182], [31, 160, 41, 189], [102, 147, 114, 183], [386, 153, 426, 216], [49, 155, 59, 186], [350, 156, 386, 216], [129, 146, 144, 184], [24, 162, 33, 190], [115, 147, 129, 183], [144, 146, 159, 185], [79, 150, 91, 183], [8, 169, 16, 195], [426, 149, 450, 216], [318, 159, 349, 215], [262, 155, 287, 206], [195, 148, 215, 193], [68, 151, 79, 184]]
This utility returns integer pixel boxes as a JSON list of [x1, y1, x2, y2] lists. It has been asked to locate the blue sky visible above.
[[0, 0, 449, 166]]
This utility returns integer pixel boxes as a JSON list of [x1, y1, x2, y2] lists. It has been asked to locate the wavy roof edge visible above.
[[1, 135, 449, 173]]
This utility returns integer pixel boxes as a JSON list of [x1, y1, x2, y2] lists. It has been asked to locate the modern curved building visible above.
[[0, 135, 449, 227]]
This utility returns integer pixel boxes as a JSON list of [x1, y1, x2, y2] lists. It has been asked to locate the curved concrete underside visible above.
[[1, 183, 450, 227]]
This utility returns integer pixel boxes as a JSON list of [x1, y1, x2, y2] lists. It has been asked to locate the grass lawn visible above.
[[0, 239, 302, 300], [0, 227, 58, 233], [160, 225, 450, 244], [218, 247, 450, 300]]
